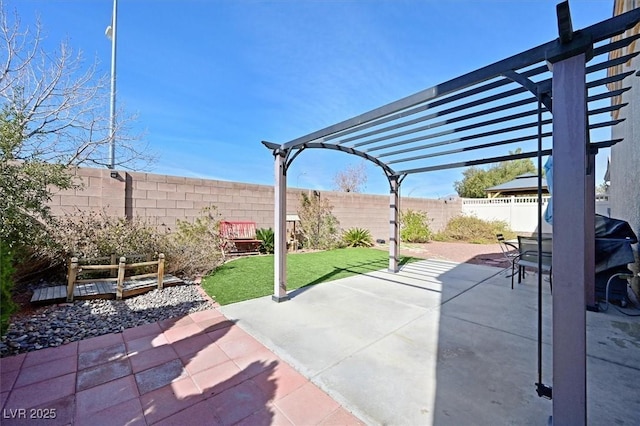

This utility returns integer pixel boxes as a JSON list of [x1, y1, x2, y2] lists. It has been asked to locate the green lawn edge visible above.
[[201, 247, 419, 305]]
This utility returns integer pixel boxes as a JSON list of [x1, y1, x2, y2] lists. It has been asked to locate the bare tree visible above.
[[0, 2, 153, 169], [333, 162, 367, 193]]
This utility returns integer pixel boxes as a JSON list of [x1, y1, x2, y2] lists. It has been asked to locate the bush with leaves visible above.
[[400, 209, 432, 243], [256, 228, 275, 254], [1, 107, 77, 256], [30, 209, 167, 281], [342, 228, 373, 247], [164, 206, 228, 278], [1, 241, 16, 335], [298, 192, 341, 250], [38, 207, 228, 280], [435, 215, 514, 244], [45, 209, 164, 260]]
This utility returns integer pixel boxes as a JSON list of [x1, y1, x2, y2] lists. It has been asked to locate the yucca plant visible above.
[[256, 228, 275, 254], [342, 227, 373, 248]]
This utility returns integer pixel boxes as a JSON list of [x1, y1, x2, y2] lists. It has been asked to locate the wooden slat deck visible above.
[[30, 275, 184, 304]]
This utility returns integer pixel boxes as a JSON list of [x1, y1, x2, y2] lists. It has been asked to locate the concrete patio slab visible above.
[[220, 259, 640, 425]]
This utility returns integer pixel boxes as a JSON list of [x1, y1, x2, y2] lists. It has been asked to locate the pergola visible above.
[[263, 3, 639, 424]]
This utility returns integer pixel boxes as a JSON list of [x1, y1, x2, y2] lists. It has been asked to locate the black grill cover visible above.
[[595, 214, 637, 274], [594, 214, 637, 304]]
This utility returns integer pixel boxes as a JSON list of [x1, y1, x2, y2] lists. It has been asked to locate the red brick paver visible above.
[[0, 307, 362, 425]]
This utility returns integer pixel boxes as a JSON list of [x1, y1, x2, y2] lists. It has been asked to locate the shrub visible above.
[[256, 228, 275, 254], [45, 209, 165, 260], [342, 228, 373, 247], [41, 207, 228, 280], [164, 206, 228, 278], [435, 215, 514, 243], [2, 137, 77, 283], [1, 132, 77, 254], [7, 210, 166, 285], [298, 192, 341, 250], [400, 209, 432, 243], [1, 241, 17, 335]]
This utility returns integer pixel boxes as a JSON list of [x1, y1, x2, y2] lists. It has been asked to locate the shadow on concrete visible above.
[[288, 256, 414, 299], [219, 258, 640, 425]]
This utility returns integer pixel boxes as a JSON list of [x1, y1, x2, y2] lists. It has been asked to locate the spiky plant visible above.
[[256, 228, 275, 254], [342, 227, 373, 248]]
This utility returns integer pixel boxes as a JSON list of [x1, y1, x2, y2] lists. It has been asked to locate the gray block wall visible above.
[[48, 166, 461, 240]]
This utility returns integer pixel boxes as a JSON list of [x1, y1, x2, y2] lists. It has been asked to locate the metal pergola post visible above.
[[388, 176, 400, 272], [550, 50, 594, 424], [273, 150, 289, 302]]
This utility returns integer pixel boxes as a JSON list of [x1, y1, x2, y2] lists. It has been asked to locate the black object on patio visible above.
[[595, 214, 638, 307]]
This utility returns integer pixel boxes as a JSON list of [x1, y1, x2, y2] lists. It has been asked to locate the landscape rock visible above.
[[1, 283, 215, 357]]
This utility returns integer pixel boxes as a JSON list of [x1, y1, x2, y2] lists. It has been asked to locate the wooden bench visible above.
[[66, 253, 165, 301], [220, 221, 262, 255]]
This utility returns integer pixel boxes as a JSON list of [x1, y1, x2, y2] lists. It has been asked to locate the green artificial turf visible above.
[[201, 247, 417, 305]]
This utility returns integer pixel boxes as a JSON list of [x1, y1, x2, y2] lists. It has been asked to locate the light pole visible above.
[[296, 171, 306, 187], [105, 0, 118, 169]]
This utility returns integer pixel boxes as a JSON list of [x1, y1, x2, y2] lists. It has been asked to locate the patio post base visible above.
[[272, 294, 290, 303], [586, 304, 599, 312]]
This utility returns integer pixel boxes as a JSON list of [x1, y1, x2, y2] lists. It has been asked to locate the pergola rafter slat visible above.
[[276, 9, 638, 153]]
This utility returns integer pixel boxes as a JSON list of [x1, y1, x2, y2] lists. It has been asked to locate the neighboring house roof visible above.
[[485, 173, 548, 197]]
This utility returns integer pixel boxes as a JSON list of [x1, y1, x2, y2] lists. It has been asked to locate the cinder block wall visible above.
[[49, 167, 126, 217], [126, 172, 276, 231], [301, 190, 461, 240], [48, 167, 461, 239]]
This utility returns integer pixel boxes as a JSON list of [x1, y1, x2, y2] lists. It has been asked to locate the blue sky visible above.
[[8, 0, 616, 198]]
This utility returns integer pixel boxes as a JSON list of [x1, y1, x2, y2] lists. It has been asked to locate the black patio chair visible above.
[[497, 234, 519, 286], [514, 236, 552, 291]]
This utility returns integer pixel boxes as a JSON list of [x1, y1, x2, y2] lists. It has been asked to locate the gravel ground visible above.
[[1, 242, 507, 358], [1, 283, 215, 358]]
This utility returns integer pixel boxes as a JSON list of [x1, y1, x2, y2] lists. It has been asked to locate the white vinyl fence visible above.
[[461, 196, 610, 234]]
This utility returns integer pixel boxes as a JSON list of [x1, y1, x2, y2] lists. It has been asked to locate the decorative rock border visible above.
[[1, 282, 216, 358]]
